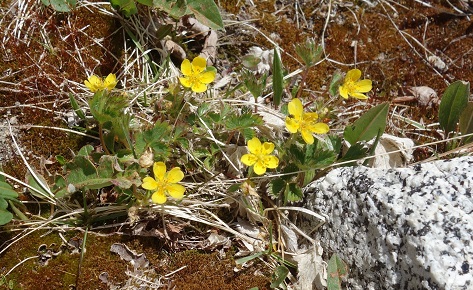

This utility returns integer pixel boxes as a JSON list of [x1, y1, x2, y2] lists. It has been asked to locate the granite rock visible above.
[[301, 156, 473, 290]]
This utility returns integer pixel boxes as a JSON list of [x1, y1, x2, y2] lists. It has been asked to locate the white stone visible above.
[[300, 157, 473, 290]]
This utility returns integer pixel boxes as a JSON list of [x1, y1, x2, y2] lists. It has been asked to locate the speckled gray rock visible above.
[[301, 156, 473, 290]]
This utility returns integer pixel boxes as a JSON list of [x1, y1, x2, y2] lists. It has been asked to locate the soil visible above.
[[0, 0, 472, 289]]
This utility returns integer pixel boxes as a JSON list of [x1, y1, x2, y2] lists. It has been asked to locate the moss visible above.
[[154, 249, 271, 289], [0, 230, 271, 289]]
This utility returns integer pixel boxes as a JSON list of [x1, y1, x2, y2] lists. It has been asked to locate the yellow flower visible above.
[[339, 69, 372, 100], [103, 73, 118, 90], [285, 98, 330, 144], [179, 56, 216, 93], [241, 137, 279, 175], [84, 73, 117, 92], [141, 162, 186, 204]]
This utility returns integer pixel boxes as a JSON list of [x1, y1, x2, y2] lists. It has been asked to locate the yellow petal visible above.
[[253, 162, 267, 175], [181, 59, 192, 76], [192, 56, 207, 74], [309, 122, 330, 134], [263, 155, 279, 169], [167, 167, 184, 183], [247, 137, 262, 154], [241, 153, 257, 166], [288, 98, 303, 120], [84, 75, 102, 92], [351, 92, 369, 100], [285, 117, 299, 133], [261, 142, 275, 155], [199, 71, 216, 84], [303, 112, 319, 122], [167, 183, 185, 200], [191, 82, 207, 93], [104, 73, 117, 90], [345, 69, 361, 82], [142, 176, 158, 190], [339, 85, 349, 99], [301, 129, 315, 144], [179, 77, 192, 88], [354, 79, 372, 93], [153, 162, 166, 181], [151, 191, 167, 204]]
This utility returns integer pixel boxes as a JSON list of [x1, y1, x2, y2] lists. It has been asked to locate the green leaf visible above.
[[459, 102, 473, 143], [187, 0, 224, 30], [78, 145, 94, 157], [303, 169, 316, 187], [26, 171, 52, 200], [0, 181, 18, 200], [343, 102, 389, 145], [235, 251, 265, 265], [0, 197, 7, 209], [0, 208, 13, 226], [110, 0, 138, 17], [241, 55, 261, 70], [327, 254, 348, 290], [329, 72, 343, 97], [242, 127, 256, 140], [137, 0, 152, 5], [225, 113, 263, 131], [270, 265, 289, 289], [41, 0, 76, 12], [304, 142, 337, 169], [439, 81, 470, 135], [69, 93, 86, 120], [329, 135, 343, 154], [154, 0, 187, 18], [66, 156, 97, 186], [73, 178, 113, 190], [284, 183, 302, 203], [270, 178, 286, 197], [288, 144, 305, 165], [272, 48, 283, 108], [339, 142, 369, 164]]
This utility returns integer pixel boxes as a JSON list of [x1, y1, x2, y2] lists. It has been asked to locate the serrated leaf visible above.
[[439, 81, 470, 135], [272, 48, 283, 108], [187, 0, 224, 30], [344, 102, 389, 145], [270, 178, 286, 196], [285, 183, 303, 203], [459, 102, 473, 143], [242, 127, 256, 140], [327, 254, 348, 290], [303, 169, 316, 186], [339, 142, 369, 164]]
